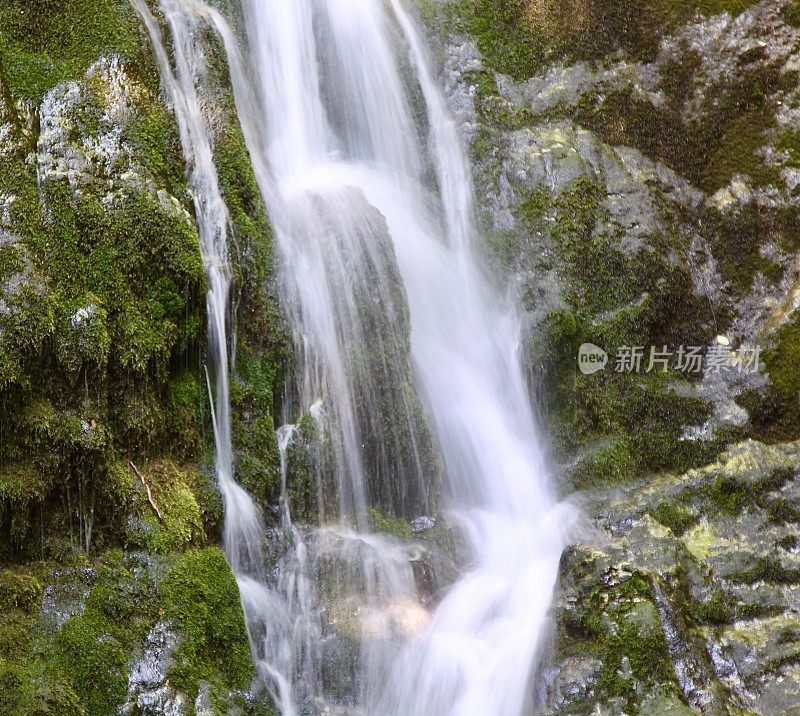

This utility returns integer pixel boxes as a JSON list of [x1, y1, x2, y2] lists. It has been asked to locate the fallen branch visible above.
[[129, 460, 164, 522]]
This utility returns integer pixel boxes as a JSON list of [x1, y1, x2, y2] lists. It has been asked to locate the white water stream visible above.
[[134, 0, 576, 713]]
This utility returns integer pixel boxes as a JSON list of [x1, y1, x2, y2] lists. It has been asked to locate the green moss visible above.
[[0, 570, 43, 612], [558, 558, 681, 712], [702, 110, 777, 192], [0, 462, 48, 506], [232, 354, 281, 505], [286, 413, 325, 522], [698, 465, 790, 516], [600, 576, 680, 706], [166, 371, 210, 459], [0, 173, 209, 556], [766, 497, 800, 524], [706, 474, 750, 515], [575, 48, 780, 209], [161, 547, 254, 699], [649, 500, 699, 537], [213, 96, 289, 377], [369, 508, 413, 541], [0, 0, 142, 100], [469, 129, 497, 163], [0, 550, 255, 716], [0, 590, 78, 716], [464, 70, 535, 130], [764, 317, 800, 400], [123, 92, 188, 200], [777, 129, 800, 168], [137, 460, 206, 554], [0, 608, 35, 663], [738, 385, 800, 442], [547, 178, 697, 319], [516, 187, 552, 227], [599, 601, 681, 709], [783, 0, 800, 27], [522, 175, 721, 480], [51, 553, 160, 716], [731, 556, 800, 585], [0, 660, 85, 716], [53, 609, 130, 715], [455, 0, 759, 85], [55, 299, 111, 373], [651, 0, 760, 21], [203, 74, 289, 517], [694, 593, 735, 625], [572, 439, 638, 486], [462, 0, 552, 80], [580, 373, 713, 473]]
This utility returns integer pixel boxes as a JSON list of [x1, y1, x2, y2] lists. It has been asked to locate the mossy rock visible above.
[[132, 460, 207, 554], [369, 507, 414, 541], [456, 0, 761, 82], [0, 0, 144, 100], [161, 547, 254, 699], [53, 611, 129, 715], [0, 569, 43, 612], [0, 660, 85, 716], [648, 500, 699, 537]]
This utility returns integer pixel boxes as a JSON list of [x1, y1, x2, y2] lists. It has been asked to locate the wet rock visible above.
[[410, 515, 435, 533], [120, 621, 185, 716], [542, 655, 602, 714], [543, 438, 800, 713]]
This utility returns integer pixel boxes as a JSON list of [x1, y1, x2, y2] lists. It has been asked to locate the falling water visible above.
[[137, 0, 576, 713], [131, 4, 307, 712]]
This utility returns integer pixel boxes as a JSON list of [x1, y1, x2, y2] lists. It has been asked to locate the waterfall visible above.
[[136, 0, 576, 713]]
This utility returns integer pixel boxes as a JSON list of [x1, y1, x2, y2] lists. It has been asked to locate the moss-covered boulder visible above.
[[0, 2, 288, 714], [539, 439, 800, 713]]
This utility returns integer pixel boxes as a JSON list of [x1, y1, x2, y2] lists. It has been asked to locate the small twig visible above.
[[129, 460, 164, 522]]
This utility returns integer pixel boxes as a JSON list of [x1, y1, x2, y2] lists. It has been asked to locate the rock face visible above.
[[423, 0, 800, 712], [0, 2, 283, 714], [543, 440, 800, 714]]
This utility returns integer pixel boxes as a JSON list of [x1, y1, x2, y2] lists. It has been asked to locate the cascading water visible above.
[[136, 0, 576, 713]]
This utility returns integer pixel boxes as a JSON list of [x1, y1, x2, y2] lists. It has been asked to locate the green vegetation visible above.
[[742, 315, 800, 441], [49, 553, 156, 715], [693, 592, 735, 625], [783, 0, 800, 27], [599, 598, 681, 708], [0, 569, 43, 612], [458, 0, 760, 81], [161, 547, 254, 699], [0, 5, 290, 562], [559, 555, 684, 714], [702, 110, 777, 191], [764, 317, 800, 399], [518, 178, 717, 482], [286, 411, 326, 522], [0, 548, 255, 715], [55, 609, 130, 714], [0, 12, 288, 713], [0, 174, 208, 558], [462, 0, 551, 80], [136, 460, 206, 554], [731, 556, 800, 585], [649, 500, 699, 537], [211, 85, 290, 510], [0, 0, 143, 99], [369, 507, 413, 541]]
